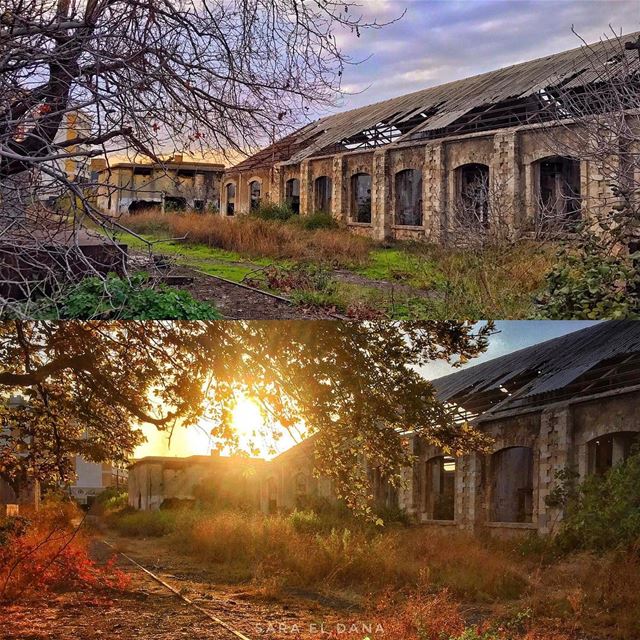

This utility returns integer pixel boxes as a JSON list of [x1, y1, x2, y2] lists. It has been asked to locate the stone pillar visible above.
[[271, 164, 284, 205], [331, 154, 347, 221], [423, 142, 446, 242], [399, 435, 419, 518], [372, 149, 391, 241], [458, 452, 483, 533], [490, 131, 520, 231], [299, 160, 313, 216], [537, 405, 572, 534]]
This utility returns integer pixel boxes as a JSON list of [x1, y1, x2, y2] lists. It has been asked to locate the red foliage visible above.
[[0, 511, 129, 602]]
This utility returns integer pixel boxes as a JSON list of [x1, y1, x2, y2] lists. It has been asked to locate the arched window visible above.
[[225, 183, 236, 216], [351, 173, 372, 223], [285, 178, 300, 214], [535, 156, 581, 227], [424, 455, 456, 520], [588, 431, 639, 476], [490, 447, 534, 523], [394, 169, 423, 226], [456, 163, 489, 226], [314, 176, 332, 214], [249, 180, 261, 211]]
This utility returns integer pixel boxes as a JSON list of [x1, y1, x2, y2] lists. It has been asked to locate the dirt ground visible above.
[[169, 266, 339, 320], [0, 535, 362, 640]]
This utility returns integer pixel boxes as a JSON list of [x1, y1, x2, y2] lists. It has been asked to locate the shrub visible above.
[[0, 499, 129, 601], [294, 211, 338, 230], [250, 202, 296, 222], [555, 452, 640, 552], [536, 232, 640, 319], [288, 509, 323, 534], [94, 487, 128, 514], [50, 273, 220, 319]]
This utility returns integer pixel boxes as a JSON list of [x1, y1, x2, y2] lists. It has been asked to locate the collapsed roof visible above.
[[232, 32, 640, 173], [432, 322, 640, 422]]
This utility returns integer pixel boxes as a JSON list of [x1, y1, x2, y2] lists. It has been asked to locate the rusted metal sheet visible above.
[[432, 322, 640, 414]]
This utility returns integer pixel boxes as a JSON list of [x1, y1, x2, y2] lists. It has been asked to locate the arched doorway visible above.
[[455, 163, 489, 226], [314, 176, 332, 214], [351, 173, 372, 223], [225, 183, 236, 216], [490, 446, 534, 523], [424, 455, 456, 520], [535, 156, 581, 227], [588, 431, 640, 476], [285, 178, 300, 214], [249, 180, 261, 211]]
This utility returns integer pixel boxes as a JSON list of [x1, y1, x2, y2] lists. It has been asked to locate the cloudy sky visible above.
[[325, 0, 639, 113]]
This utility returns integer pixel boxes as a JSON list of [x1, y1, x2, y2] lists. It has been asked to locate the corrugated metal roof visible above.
[[230, 32, 640, 171], [432, 322, 640, 413]]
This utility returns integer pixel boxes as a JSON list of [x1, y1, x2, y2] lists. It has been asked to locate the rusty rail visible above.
[[189, 267, 349, 320], [101, 539, 253, 640]]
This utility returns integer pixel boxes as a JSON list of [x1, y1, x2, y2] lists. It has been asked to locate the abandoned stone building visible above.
[[128, 323, 640, 537], [127, 454, 268, 511], [128, 442, 333, 514], [221, 34, 639, 242], [93, 155, 225, 215], [262, 322, 640, 537]]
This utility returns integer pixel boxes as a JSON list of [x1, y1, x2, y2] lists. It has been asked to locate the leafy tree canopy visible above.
[[0, 321, 493, 513]]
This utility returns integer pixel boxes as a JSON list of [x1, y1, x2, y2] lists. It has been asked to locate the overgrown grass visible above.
[[118, 211, 556, 317], [123, 210, 370, 267], [357, 242, 556, 319], [109, 508, 526, 601], [107, 504, 640, 638], [0, 497, 129, 602]]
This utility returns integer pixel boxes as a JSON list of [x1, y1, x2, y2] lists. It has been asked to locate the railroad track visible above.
[[187, 267, 348, 320], [131, 250, 348, 319], [101, 539, 253, 640]]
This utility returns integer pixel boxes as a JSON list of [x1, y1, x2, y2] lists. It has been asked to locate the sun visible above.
[[134, 394, 298, 461], [228, 395, 298, 459], [230, 396, 264, 443]]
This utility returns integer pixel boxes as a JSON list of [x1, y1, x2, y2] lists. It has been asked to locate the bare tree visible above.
[[535, 29, 640, 249], [532, 29, 640, 317], [0, 0, 391, 315]]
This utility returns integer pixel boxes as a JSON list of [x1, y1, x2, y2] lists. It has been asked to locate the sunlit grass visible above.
[[108, 508, 526, 602]]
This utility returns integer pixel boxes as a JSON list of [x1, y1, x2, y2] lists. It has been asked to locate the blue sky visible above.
[[323, 0, 640, 113], [422, 320, 601, 379]]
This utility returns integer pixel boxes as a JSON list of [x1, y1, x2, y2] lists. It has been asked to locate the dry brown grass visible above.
[[110, 509, 526, 601], [109, 508, 640, 639], [122, 211, 372, 267]]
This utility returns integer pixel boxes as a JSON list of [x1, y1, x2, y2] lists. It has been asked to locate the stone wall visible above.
[[128, 389, 640, 536], [222, 120, 616, 244], [128, 455, 266, 511], [401, 387, 640, 538]]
